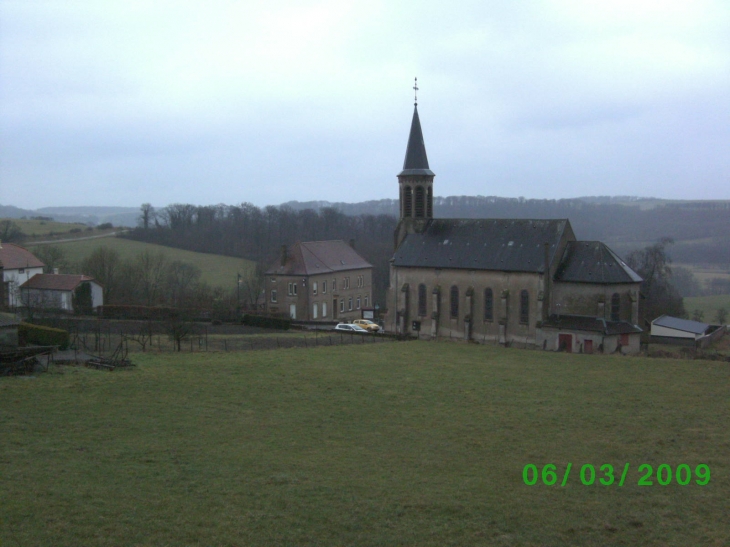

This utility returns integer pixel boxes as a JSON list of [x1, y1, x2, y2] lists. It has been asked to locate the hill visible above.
[[1, 342, 728, 545], [35, 236, 255, 289]]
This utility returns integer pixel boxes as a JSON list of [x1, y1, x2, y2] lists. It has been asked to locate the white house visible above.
[[19, 274, 104, 313], [0, 243, 45, 308]]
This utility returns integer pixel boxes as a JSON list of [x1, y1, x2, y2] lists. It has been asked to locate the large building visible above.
[[265, 240, 373, 322], [385, 103, 643, 354]]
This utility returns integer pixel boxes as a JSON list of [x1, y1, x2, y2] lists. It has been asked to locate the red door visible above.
[[584, 339, 593, 354], [559, 334, 572, 353]]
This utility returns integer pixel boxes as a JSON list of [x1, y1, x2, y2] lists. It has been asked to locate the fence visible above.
[[69, 328, 396, 355]]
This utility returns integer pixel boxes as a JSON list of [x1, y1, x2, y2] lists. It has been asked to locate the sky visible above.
[[1, 0, 729, 210]]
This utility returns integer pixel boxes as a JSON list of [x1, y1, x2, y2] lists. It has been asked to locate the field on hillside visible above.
[[1, 343, 728, 546], [39, 236, 256, 289], [684, 294, 730, 323], [2, 217, 92, 237]]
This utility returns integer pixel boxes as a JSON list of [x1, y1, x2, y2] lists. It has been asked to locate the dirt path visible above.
[[25, 230, 127, 246]]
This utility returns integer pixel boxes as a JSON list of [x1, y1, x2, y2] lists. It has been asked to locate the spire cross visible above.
[[413, 77, 419, 105]]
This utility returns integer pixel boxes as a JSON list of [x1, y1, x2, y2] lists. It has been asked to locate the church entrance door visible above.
[[559, 334, 572, 352]]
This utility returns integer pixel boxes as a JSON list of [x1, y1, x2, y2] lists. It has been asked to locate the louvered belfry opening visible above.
[[415, 186, 425, 218]]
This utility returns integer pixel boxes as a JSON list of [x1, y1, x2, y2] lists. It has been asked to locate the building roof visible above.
[[393, 218, 573, 272], [398, 105, 435, 177], [0, 243, 45, 270], [266, 240, 372, 276], [554, 241, 642, 284], [20, 274, 98, 292], [543, 314, 642, 335], [651, 315, 710, 335]]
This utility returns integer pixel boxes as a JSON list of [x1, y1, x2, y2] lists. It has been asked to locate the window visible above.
[[340, 299, 345, 312], [313, 303, 318, 319], [323, 281, 327, 294], [484, 288, 493, 321], [313, 281, 318, 295], [520, 290, 529, 324], [450, 285, 459, 319], [19, 268, 25, 274], [270, 290, 277, 303], [404, 186, 412, 217], [333, 279, 337, 291], [357, 275, 363, 288], [356, 296, 361, 309], [292, 283, 297, 295], [364, 295, 369, 307], [348, 297, 353, 311], [344, 277, 350, 289], [270, 277, 276, 283], [322, 302, 327, 317], [418, 283, 427, 316], [427, 186, 432, 217], [415, 186, 425, 217], [611, 293, 620, 322]]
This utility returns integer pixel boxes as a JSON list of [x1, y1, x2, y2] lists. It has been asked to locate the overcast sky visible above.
[[1, 0, 729, 210]]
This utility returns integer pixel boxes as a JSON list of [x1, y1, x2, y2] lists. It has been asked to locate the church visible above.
[[385, 100, 644, 354]]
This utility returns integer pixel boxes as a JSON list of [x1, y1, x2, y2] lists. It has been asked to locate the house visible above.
[[650, 315, 725, 348], [0, 243, 45, 308], [385, 101, 643, 353], [264, 240, 373, 322], [19, 274, 103, 313]]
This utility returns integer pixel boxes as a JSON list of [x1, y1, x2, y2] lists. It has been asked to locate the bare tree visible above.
[[135, 251, 168, 307], [80, 246, 122, 303], [0, 220, 24, 242], [34, 244, 69, 274], [138, 203, 156, 231]]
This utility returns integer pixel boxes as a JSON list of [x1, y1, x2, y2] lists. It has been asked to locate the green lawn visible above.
[[1, 343, 728, 546], [684, 294, 730, 324], [40, 236, 255, 289]]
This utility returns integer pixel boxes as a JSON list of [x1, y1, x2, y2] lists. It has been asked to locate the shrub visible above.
[[97, 222, 114, 230], [242, 314, 291, 330], [19, 322, 70, 349]]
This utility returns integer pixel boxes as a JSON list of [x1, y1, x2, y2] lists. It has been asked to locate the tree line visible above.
[[124, 203, 397, 308]]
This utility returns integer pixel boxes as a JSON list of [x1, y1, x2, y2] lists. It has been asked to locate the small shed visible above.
[[541, 314, 642, 354], [650, 315, 725, 348]]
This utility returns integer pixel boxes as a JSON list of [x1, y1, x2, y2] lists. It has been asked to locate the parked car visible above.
[[353, 319, 381, 332], [334, 323, 369, 333]]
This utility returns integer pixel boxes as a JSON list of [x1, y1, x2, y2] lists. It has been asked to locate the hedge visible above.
[[241, 314, 291, 330], [19, 322, 70, 349]]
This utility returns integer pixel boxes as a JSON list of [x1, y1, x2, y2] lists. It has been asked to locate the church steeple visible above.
[[398, 79, 434, 221], [399, 105, 435, 177]]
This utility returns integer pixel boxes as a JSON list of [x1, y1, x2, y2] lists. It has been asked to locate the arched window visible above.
[[418, 283, 427, 316], [611, 293, 620, 322], [426, 186, 433, 218], [450, 285, 459, 319], [519, 290, 529, 324], [415, 186, 425, 217], [403, 186, 412, 217], [484, 288, 493, 321]]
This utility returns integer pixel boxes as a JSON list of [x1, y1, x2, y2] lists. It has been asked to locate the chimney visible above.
[[53, 268, 59, 275], [280, 245, 287, 267]]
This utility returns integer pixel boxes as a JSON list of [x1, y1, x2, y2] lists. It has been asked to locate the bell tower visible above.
[[398, 78, 434, 222]]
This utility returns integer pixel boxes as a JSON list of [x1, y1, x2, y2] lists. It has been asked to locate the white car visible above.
[[334, 323, 369, 333]]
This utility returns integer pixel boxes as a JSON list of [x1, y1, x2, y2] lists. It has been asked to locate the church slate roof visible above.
[[393, 218, 571, 272], [266, 240, 372, 276], [398, 105, 435, 177], [554, 241, 642, 284]]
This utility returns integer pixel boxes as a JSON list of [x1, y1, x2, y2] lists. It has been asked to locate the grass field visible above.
[[1, 342, 728, 546], [38, 236, 256, 289], [684, 294, 730, 323], [3, 217, 92, 237]]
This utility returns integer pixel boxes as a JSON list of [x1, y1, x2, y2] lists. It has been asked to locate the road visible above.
[[25, 230, 128, 246]]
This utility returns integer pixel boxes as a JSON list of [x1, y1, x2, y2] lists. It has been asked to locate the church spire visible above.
[[397, 79, 435, 222]]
